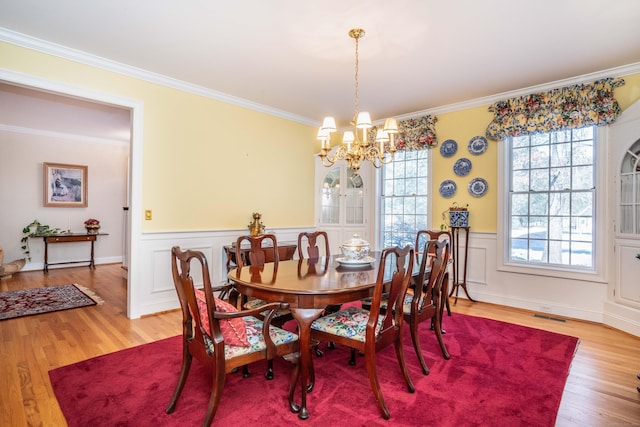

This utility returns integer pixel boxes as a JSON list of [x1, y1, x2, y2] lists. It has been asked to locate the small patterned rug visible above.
[[0, 284, 103, 320]]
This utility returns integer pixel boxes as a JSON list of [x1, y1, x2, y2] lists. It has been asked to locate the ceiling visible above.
[[1, 0, 640, 137]]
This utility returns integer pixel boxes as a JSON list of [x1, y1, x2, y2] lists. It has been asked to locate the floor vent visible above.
[[533, 314, 567, 323]]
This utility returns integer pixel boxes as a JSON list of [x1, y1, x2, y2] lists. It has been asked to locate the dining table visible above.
[[228, 252, 424, 420]]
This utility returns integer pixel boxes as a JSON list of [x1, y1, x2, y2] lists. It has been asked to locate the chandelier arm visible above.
[[320, 155, 336, 167]]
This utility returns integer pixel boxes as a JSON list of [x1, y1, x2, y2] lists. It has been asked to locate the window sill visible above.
[[497, 262, 606, 284]]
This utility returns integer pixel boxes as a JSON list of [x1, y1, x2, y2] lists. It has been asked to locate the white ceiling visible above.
[[1, 0, 640, 137]]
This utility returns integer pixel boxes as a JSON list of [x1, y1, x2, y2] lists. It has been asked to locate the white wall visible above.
[[0, 128, 128, 268]]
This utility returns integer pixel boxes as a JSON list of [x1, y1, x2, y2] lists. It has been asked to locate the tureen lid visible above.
[[342, 233, 369, 248]]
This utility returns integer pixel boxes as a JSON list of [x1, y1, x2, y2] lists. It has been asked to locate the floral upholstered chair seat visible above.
[[310, 306, 384, 342], [202, 315, 298, 358], [244, 298, 291, 319], [361, 290, 427, 312]]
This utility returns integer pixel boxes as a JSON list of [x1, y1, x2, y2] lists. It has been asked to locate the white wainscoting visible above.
[[131, 228, 640, 336], [452, 232, 639, 336], [132, 227, 307, 318]]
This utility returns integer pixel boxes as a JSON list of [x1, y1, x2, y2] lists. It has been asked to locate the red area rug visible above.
[[49, 313, 578, 426], [0, 284, 102, 320]]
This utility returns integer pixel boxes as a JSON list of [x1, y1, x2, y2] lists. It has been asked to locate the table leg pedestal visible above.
[[289, 307, 324, 420]]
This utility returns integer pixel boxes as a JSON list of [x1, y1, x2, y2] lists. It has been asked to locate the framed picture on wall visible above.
[[43, 162, 88, 207]]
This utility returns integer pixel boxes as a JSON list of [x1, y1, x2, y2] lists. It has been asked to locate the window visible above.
[[381, 150, 429, 248], [507, 127, 595, 269]]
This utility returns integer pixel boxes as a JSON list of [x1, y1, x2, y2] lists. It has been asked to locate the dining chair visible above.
[[307, 245, 416, 420], [166, 246, 300, 427], [415, 229, 453, 317], [361, 239, 451, 372], [234, 233, 294, 378], [297, 230, 337, 356], [406, 239, 451, 375]]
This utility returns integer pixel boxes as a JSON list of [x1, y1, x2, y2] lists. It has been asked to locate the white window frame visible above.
[[375, 150, 432, 250], [497, 126, 608, 283]]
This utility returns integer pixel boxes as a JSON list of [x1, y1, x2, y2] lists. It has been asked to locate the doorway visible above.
[[0, 69, 143, 318]]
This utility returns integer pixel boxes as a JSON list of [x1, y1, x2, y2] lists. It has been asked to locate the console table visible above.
[[223, 242, 297, 273], [37, 233, 108, 272], [449, 226, 475, 304]]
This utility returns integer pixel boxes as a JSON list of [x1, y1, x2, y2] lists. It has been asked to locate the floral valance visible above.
[[485, 77, 625, 140], [370, 115, 438, 151]]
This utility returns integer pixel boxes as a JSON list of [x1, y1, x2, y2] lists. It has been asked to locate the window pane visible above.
[[530, 194, 548, 215], [530, 145, 549, 168], [572, 166, 593, 190], [550, 142, 571, 167], [549, 192, 570, 216], [550, 167, 570, 190], [511, 193, 529, 215], [512, 170, 529, 191], [512, 147, 530, 169], [530, 169, 549, 191]]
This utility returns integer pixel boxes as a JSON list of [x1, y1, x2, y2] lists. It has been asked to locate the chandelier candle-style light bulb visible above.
[[317, 28, 397, 174]]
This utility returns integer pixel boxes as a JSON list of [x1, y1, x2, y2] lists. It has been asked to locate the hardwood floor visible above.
[[1, 264, 639, 426]]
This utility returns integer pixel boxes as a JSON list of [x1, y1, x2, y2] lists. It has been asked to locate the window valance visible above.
[[485, 77, 625, 140], [370, 115, 438, 151]]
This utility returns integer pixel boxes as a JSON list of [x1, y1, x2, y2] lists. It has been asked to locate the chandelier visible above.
[[317, 28, 397, 174]]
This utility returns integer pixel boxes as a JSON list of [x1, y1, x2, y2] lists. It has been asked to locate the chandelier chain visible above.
[[354, 34, 359, 122]]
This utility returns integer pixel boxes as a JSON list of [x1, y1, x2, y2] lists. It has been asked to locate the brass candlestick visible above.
[[248, 212, 265, 236]]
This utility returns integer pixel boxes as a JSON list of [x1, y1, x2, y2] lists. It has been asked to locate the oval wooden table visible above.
[[229, 255, 386, 420]]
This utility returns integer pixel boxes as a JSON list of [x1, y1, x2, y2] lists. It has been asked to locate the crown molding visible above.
[[0, 28, 317, 126], [2, 27, 640, 126], [0, 123, 130, 147], [399, 62, 640, 120]]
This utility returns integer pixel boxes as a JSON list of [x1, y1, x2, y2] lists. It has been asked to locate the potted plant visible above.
[[84, 218, 101, 234], [21, 220, 60, 261]]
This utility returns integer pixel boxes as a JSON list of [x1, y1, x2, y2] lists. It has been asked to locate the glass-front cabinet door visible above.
[[315, 160, 373, 255], [610, 100, 640, 312]]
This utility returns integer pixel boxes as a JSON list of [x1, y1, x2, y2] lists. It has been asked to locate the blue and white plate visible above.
[[440, 139, 457, 158], [453, 158, 472, 176], [468, 177, 488, 197], [468, 136, 488, 155], [439, 180, 457, 198]]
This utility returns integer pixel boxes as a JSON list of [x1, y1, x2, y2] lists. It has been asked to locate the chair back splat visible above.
[[235, 233, 279, 268], [415, 229, 453, 316], [308, 245, 415, 419], [167, 246, 299, 426], [297, 230, 330, 261]]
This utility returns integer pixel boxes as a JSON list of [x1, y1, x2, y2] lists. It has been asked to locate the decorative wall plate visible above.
[[468, 177, 488, 197], [468, 136, 488, 155], [453, 158, 472, 176], [439, 180, 457, 198], [440, 139, 458, 158]]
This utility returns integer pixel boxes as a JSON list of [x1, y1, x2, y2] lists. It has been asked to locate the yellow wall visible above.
[[0, 42, 318, 231], [2, 41, 640, 234], [433, 106, 497, 232]]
